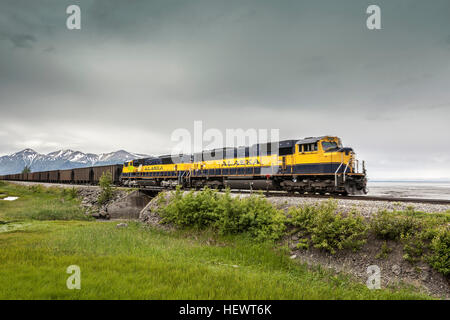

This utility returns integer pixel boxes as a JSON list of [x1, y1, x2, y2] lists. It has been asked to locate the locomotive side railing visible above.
[[334, 153, 344, 187], [343, 162, 349, 182]]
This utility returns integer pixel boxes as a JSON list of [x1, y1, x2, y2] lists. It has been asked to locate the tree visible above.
[[22, 165, 31, 174], [98, 172, 113, 205]]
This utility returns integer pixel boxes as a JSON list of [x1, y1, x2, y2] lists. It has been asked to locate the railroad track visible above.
[[224, 189, 450, 205], [8, 181, 450, 205]]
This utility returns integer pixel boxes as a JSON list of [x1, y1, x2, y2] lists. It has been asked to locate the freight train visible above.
[[0, 165, 123, 185], [0, 136, 367, 195]]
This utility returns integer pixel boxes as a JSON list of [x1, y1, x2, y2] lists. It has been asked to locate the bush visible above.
[[428, 228, 450, 276], [28, 185, 45, 194], [370, 210, 421, 240], [162, 187, 219, 228], [161, 187, 286, 241], [401, 233, 427, 263], [371, 210, 424, 263], [213, 190, 286, 240], [60, 187, 78, 200], [98, 172, 114, 205], [288, 201, 368, 254], [67, 187, 79, 199], [371, 209, 450, 275], [375, 241, 393, 259], [21, 166, 31, 174], [296, 238, 309, 250], [288, 203, 317, 229]]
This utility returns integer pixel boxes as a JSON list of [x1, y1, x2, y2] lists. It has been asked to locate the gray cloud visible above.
[[0, 0, 449, 180], [0, 32, 36, 48]]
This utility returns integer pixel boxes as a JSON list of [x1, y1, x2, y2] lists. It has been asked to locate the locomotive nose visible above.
[[339, 147, 353, 155]]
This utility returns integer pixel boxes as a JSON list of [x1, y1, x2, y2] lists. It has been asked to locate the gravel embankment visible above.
[[221, 191, 450, 216], [263, 196, 450, 217]]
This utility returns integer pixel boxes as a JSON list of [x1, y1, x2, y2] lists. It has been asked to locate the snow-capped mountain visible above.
[[0, 149, 150, 175], [46, 150, 99, 164], [97, 150, 146, 163]]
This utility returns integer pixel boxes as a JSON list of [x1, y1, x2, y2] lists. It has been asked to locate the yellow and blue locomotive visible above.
[[121, 136, 367, 195]]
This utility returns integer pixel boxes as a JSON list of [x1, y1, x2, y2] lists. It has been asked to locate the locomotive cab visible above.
[[291, 136, 367, 195]]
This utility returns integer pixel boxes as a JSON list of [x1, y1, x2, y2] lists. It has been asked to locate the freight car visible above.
[[92, 165, 122, 184], [48, 170, 60, 183], [59, 169, 74, 183], [39, 171, 49, 182], [0, 164, 122, 186], [28, 172, 38, 181], [122, 136, 367, 195], [73, 167, 92, 184]]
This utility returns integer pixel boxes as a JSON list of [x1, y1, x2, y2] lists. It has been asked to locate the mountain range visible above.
[[0, 149, 150, 175]]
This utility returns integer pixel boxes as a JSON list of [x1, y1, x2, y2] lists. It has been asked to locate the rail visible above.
[[6, 180, 450, 205], [225, 190, 450, 205]]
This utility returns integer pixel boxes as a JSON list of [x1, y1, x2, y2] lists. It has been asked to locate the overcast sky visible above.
[[0, 0, 449, 180]]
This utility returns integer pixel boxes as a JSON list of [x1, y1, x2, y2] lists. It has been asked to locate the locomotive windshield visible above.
[[322, 141, 339, 151]]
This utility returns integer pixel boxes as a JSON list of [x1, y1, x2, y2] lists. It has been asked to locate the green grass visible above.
[[0, 182, 90, 221], [0, 182, 434, 299], [0, 220, 432, 299]]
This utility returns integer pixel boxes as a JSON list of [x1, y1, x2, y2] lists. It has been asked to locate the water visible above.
[[0, 196, 19, 201], [367, 181, 450, 200]]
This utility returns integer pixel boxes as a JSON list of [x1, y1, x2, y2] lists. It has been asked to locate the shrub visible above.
[[288, 201, 368, 254], [309, 209, 367, 254], [288, 203, 317, 229], [61, 187, 78, 200], [370, 210, 421, 240], [162, 187, 219, 228], [98, 172, 114, 205], [371, 210, 424, 263], [28, 185, 45, 194], [401, 233, 427, 263], [67, 187, 79, 199], [46, 186, 61, 195], [160, 187, 286, 241], [371, 209, 450, 275], [21, 166, 31, 174], [375, 241, 393, 259], [427, 228, 450, 276], [155, 192, 167, 206], [215, 190, 286, 240], [296, 238, 309, 250]]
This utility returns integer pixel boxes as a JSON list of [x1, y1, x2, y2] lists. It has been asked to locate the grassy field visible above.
[[0, 182, 89, 221], [0, 182, 433, 299]]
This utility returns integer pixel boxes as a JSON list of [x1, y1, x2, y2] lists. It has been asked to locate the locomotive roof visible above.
[[128, 136, 335, 163], [296, 136, 329, 144]]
